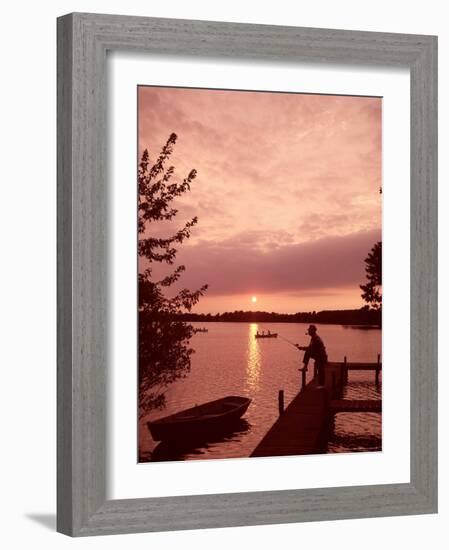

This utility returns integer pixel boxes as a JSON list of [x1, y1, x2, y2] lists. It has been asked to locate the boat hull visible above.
[[147, 396, 251, 442]]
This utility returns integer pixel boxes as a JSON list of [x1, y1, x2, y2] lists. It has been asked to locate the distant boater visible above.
[[296, 325, 328, 388]]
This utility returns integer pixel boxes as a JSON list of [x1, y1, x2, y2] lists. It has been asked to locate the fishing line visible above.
[[256, 324, 300, 350], [256, 324, 310, 382]]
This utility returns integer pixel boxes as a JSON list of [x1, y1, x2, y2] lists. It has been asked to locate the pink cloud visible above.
[[138, 86, 381, 311]]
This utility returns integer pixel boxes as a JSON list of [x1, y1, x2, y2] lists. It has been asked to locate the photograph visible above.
[[137, 85, 382, 463]]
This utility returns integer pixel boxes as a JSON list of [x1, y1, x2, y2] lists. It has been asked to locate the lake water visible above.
[[139, 322, 381, 462]]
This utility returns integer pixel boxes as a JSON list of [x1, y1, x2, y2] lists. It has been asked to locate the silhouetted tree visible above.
[[138, 133, 207, 417], [360, 241, 382, 313]]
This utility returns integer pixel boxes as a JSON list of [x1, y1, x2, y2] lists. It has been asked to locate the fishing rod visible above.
[[277, 334, 301, 349]]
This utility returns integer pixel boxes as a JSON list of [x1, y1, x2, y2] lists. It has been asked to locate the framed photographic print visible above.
[[136, 85, 383, 464], [57, 13, 437, 536]]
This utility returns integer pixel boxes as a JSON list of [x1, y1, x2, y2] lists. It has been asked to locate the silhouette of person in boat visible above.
[[296, 325, 328, 388]]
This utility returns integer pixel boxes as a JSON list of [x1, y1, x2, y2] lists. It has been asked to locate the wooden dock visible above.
[[342, 355, 382, 384], [251, 380, 328, 457], [250, 360, 381, 458]]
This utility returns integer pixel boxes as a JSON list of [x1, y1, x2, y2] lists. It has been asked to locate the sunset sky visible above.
[[138, 86, 381, 314]]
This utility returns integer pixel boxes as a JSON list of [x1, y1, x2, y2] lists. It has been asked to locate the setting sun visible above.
[[251, 296, 257, 303]]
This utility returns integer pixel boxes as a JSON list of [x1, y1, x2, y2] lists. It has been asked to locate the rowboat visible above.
[[147, 396, 251, 442], [254, 333, 278, 339]]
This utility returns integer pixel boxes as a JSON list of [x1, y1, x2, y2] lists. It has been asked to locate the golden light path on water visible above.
[[245, 323, 261, 392]]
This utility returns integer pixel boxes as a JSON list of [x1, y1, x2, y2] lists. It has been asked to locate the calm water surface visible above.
[[140, 322, 381, 461]]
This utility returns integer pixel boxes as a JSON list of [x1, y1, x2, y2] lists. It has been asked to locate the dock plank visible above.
[[344, 362, 381, 371], [330, 399, 382, 413]]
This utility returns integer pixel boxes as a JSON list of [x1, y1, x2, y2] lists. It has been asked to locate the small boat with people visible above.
[[254, 330, 278, 339], [194, 327, 209, 333], [147, 395, 251, 442]]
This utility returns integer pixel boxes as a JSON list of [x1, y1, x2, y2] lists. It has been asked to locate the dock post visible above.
[[322, 385, 333, 449], [375, 354, 381, 385], [278, 390, 285, 415], [343, 355, 348, 384], [331, 371, 336, 397], [299, 367, 307, 392]]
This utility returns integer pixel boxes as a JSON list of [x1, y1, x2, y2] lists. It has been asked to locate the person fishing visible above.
[[296, 325, 328, 388]]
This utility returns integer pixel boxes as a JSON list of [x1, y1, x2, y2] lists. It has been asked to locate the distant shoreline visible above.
[[169, 308, 382, 327], [186, 320, 380, 328]]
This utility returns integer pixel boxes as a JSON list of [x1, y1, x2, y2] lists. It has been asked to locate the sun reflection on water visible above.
[[246, 323, 261, 392]]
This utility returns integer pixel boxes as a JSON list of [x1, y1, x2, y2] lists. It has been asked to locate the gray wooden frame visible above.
[[57, 12, 437, 537]]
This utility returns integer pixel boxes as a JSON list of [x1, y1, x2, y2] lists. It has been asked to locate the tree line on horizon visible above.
[[172, 307, 381, 326]]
